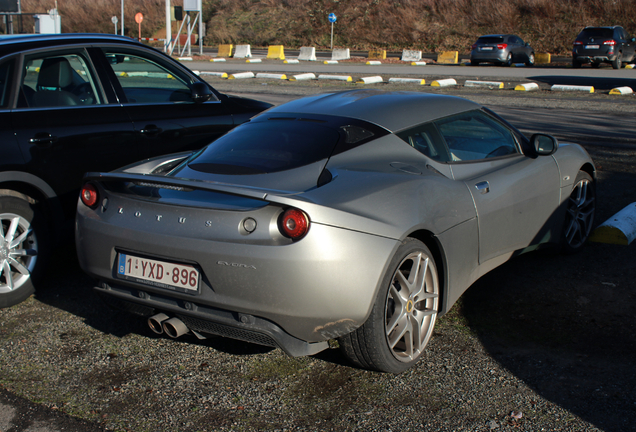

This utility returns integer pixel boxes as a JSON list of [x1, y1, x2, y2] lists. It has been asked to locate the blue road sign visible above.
[[328, 13, 337, 23]]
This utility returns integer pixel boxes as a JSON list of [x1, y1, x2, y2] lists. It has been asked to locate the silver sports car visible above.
[[76, 90, 596, 373]]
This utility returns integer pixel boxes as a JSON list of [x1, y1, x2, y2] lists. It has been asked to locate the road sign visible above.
[[135, 13, 143, 24], [111, 16, 118, 24], [328, 13, 337, 23]]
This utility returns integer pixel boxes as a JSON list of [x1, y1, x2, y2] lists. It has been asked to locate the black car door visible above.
[[10, 47, 137, 218], [97, 46, 236, 158]]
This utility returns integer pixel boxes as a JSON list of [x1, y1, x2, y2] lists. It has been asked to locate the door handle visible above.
[[140, 125, 162, 135], [29, 133, 57, 147], [475, 181, 490, 194]]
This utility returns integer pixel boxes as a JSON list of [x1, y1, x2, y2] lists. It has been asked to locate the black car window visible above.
[[396, 123, 451, 162], [579, 28, 613, 39], [434, 110, 520, 162], [103, 50, 194, 104], [477, 36, 504, 44], [19, 52, 102, 108], [0, 59, 13, 108]]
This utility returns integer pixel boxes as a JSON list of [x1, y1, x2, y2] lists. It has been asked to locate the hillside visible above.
[[13, 0, 636, 55]]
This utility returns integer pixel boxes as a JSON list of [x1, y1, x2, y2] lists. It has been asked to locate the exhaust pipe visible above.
[[162, 317, 189, 338], [147, 313, 169, 334]]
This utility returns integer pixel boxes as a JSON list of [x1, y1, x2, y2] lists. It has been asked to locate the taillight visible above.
[[279, 208, 309, 240], [471, 43, 477, 49], [604, 40, 616, 45], [496, 43, 507, 50], [80, 183, 99, 208], [573, 41, 583, 46]]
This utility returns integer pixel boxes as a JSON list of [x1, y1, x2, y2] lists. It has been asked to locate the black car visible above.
[[572, 26, 636, 69], [470, 34, 534, 67], [0, 33, 272, 308]]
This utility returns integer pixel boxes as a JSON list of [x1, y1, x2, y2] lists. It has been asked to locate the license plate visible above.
[[585, 45, 599, 49], [117, 253, 199, 293], [480, 46, 493, 51]]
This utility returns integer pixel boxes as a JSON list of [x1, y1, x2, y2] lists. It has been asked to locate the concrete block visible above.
[[388, 78, 426, 85], [199, 71, 228, 79], [431, 78, 457, 87], [332, 48, 350, 60], [437, 51, 458, 64], [411, 61, 427, 66], [256, 73, 287, 80], [465, 80, 504, 89], [589, 203, 636, 245], [609, 86, 633, 95], [284, 59, 300, 64], [402, 50, 422, 62], [551, 84, 594, 93], [324, 60, 339, 65], [368, 49, 386, 60], [228, 72, 255, 80], [246, 58, 262, 63], [234, 44, 252, 58], [298, 47, 317, 61], [356, 76, 383, 84], [210, 58, 226, 62], [535, 53, 551, 64], [267, 45, 285, 60], [366, 61, 382, 65], [515, 83, 540, 91], [217, 44, 233, 57], [318, 74, 352, 82], [289, 73, 316, 81]]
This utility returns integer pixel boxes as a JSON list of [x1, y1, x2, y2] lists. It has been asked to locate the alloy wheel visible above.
[[563, 178, 595, 249], [0, 213, 38, 293]]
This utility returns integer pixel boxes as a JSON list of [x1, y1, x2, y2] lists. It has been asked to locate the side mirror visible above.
[[190, 82, 214, 103], [530, 133, 558, 156]]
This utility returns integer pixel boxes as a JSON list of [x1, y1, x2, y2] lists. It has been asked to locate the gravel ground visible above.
[[1, 81, 635, 432]]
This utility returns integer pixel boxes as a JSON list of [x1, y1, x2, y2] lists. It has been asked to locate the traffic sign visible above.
[[135, 13, 143, 24], [328, 13, 337, 23]]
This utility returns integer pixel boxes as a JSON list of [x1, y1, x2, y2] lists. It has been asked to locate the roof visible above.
[[264, 90, 481, 132], [0, 33, 144, 55]]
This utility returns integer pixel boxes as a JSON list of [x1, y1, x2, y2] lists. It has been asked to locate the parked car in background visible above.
[[76, 90, 596, 373], [0, 33, 272, 308], [572, 26, 636, 69], [470, 34, 535, 66]]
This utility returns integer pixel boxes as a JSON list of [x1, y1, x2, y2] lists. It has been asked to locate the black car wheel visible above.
[[561, 171, 595, 254], [339, 238, 439, 373], [503, 52, 513, 67], [0, 197, 48, 308], [612, 54, 622, 69], [526, 52, 535, 66]]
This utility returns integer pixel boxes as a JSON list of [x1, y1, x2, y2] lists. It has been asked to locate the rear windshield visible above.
[[187, 119, 341, 175], [578, 28, 613, 39], [477, 36, 504, 44]]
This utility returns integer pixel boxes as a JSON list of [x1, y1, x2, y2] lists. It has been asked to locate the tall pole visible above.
[[120, 0, 124, 35], [165, 0, 172, 53]]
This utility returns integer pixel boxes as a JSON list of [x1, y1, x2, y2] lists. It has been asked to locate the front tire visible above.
[[0, 197, 48, 308], [339, 238, 439, 373], [526, 52, 535, 66], [561, 171, 595, 254]]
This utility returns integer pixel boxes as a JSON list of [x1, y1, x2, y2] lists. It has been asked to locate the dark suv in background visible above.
[[572, 26, 636, 69], [0, 33, 272, 308]]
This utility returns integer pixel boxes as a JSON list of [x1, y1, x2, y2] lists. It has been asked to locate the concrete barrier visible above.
[[332, 48, 350, 60], [515, 83, 540, 91], [366, 61, 382, 65], [298, 47, 317, 61], [402, 50, 422, 62], [267, 45, 285, 60], [356, 76, 383, 84], [535, 53, 551, 64], [228, 72, 255, 80], [199, 71, 228, 79], [318, 74, 352, 82], [551, 84, 594, 93], [289, 73, 316, 81], [234, 44, 252, 58], [324, 60, 339, 65], [626, 64, 635, 69], [388, 77, 426, 85], [411, 61, 427, 66], [284, 59, 300, 64], [256, 73, 287, 80], [609, 86, 633, 95], [178, 57, 193, 61], [465, 80, 504, 89], [368, 49, 386, 60], [589, 203, 636, 245], [431, 78, 457, 87], [437, 51, 458, 64], [218, 44, 233, 57], [246, 58, 262, 63], [210, 58, 226, 62]]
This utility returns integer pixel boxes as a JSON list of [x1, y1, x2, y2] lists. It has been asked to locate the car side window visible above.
[[396, 123, 451, 162], [0, 59, 13, 108], [19, 52, 102, 108], [104, 51, 194, 104], [434, 110, 520, 162]]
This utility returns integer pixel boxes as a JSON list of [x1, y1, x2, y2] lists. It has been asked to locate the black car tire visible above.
[[0, 196, 49, 308], [573, 60, 582, 68], [561, 171, 595, 254], [612, 54, 622, 69], [338, 238, 439, 373], [526, 52, 535, 66], [503, 52, 513, 67]]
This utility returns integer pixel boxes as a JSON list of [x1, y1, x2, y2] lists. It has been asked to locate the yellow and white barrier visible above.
[[256, 73, 287, 80], [267, 45, 285, 60], [228, 72, 255, 80], [356, 76, 383, 84], [465, 80, 504, 89], [366, 61, 382, 65], [515, 83, 540, 91], [289, 73, 316, 81], [431, 78, 457, 87], [388, 78, 426, 85], [551, 84, 594, 93], [437, 51, 458, 64], [609, 86, 633, 95], [589, 203, 636, 245], [318, 74, 352, 82], [199, 71, 228, 79]]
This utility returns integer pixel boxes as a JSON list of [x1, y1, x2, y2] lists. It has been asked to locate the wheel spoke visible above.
[[387, 313, 409, 349], [386, 283, 407, 335], [10, 248, 37, 257], [9, 227, 32, 249], [8, 257, 30, 276], [5, 216, 20, 244], [2, 260, 13, 289]]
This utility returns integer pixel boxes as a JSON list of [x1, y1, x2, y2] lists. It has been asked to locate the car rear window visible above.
[[187, 119, 341, 175], [578, 28, 613, 39], [477, 36, 504, 44]]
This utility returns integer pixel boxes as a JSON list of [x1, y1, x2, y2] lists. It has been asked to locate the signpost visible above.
[[135, 12, 143, 40], [111, 16, 118, 34], [328, 13, 336, 49]]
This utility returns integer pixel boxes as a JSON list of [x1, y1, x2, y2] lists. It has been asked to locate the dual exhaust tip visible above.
[[148, 313, 188, 338]]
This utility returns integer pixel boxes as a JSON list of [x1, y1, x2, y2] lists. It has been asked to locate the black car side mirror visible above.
[[530, 133, 558, 155], [190, 82, 214, 103]]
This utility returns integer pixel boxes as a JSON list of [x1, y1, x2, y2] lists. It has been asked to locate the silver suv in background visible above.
[[572, 26, 636, 69], [470, 34, 535, 67]]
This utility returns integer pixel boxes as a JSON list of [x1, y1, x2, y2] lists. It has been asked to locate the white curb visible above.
[[609, 86, 633, 95], [210, 58, 226, 62], [431, 78, 457, 87], [256, 73, 287, 80], [199, 71, 228, 79], [589, 202, 636, 245], [626, 64, 635, 69], [178, 57, 193, 61], [551, 84, 594, 93], [289, 73, 316, 81], [324, 60, 339, 64], [411, 61, 427, 66], [318, 74, 352, 82], [515, 83, 540, 91], [228, 72, 255, 80], [388, 78, 426, 85], [465, 80, 504, 89], [356, 76, 383, 84], [366, 61, 382, 65], [246, 58, 262, 63], [284, 59, 300, 64]]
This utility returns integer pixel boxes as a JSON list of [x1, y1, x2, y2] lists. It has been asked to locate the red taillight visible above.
[[604, 40, 616, 45], [573, 41, 583, 45], [80, 183, 99, 208], [496, 43, 507, 50], [279, 208, 309, 240], [471, 43, 477, 49]]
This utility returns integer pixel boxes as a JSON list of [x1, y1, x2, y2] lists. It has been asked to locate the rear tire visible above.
[[612, 54, 622, 69], [561, 171, 595, 254], [503, 52, 513, 67], [338, 238, 439, 373], [0, 196, 49, 308]]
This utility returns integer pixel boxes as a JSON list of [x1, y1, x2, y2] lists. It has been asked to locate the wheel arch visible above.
[[579, 162, 596, 182]]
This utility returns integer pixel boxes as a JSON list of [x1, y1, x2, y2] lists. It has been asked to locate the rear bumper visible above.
[[470, 50, 507, 62]]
